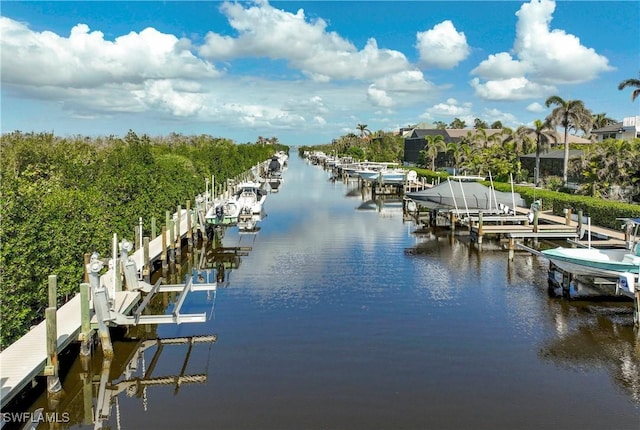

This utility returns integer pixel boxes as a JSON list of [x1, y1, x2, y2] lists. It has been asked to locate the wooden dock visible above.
[[0, 295, 82, 408], [0, 208, 194, 409]]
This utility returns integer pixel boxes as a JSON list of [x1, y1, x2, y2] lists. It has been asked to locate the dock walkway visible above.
[[0, 210, 193, 409]]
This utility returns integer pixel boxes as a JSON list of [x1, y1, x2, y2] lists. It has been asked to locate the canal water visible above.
[[20, 153, 640, 429]]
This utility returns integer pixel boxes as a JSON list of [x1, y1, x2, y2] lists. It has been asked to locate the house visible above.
[[403, 128, 504, 165], [591, 116, 640, 142], [518, 149, 584, 181], [403, 127, 590, 166]]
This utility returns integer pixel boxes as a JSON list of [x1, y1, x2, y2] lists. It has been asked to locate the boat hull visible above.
[[541, 247, 640, 278]]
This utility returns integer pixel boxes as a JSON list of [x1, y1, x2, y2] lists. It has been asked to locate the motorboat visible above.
[[205, 181, 267, 226], [234, 181, 267, 215], [542, 246, 640, 278], [356, 168, 417, 184], [541, 218, 640, 294]]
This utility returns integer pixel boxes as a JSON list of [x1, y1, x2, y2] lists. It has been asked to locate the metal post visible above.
[[138, 217, 143, 250], [187, 200, 193, 251], [89, 254, 113, 358], [176, 205, 182, 259], [577, 210, 583, 237]]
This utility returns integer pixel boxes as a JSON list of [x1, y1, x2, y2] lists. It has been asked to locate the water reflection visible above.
[[12, 332, 216, 430], [540, 304, 639, 403]]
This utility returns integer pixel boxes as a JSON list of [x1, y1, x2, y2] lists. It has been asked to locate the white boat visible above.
[[541, 218, 640, 292], [205, 198, 241, 226], [357, 168, 411, 184], [205, 181, 267, 226], [542, 246, 640, 278], [234, 181, 267, 215]]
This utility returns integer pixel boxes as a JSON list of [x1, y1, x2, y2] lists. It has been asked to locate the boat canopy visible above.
[[406, 180, 525, 210]]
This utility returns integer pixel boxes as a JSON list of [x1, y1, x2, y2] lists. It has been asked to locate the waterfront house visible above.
[[591, 116, 640, 142]]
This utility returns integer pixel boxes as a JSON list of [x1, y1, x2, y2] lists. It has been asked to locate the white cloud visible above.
[[470, 77, 556, 101], [471, 53, 527, 80], [0, 17, 219, 118], [515, 0, 612, 84], [367, 86, 394, 107], [470, 0, 613, 101], [481, 108, 518, 126], [134, 80, 206, 117], [199, 1, 415, 81], [416, 20, 470, 69], [526, 102, 545, 113], [424, 98, 472, 117], [0, 18, 219, 88]]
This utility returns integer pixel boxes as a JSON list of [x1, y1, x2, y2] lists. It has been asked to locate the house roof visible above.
[[591, 122, 623, 134]]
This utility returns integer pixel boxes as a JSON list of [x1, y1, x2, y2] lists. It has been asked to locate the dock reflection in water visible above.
[[13, 331, 217, 430]]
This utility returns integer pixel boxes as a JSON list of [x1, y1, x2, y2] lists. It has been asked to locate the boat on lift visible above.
[[205, 181, 267, 226]]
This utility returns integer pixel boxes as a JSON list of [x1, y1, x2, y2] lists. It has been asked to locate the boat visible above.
[[205, 198, 241, 226], [234, 181, 267, 215], [265, 155, 284, 191], [355, 163, 410, 184], [541, 219, 640, 292], [542, 246, 640, 278], [205, 181, 267, 226], [356, 167, 413, 185], [406, 179, 525, 213]]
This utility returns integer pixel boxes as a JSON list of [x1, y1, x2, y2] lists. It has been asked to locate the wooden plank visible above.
[[0, 294, 82, 408]]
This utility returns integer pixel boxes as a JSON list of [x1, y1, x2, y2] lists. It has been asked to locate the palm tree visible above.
[[591, 113, 617, 130], [356, 123, 371, 139], [617, 72, 640, 102], [545, 96, 592, 186], [422, 134, 446, 171], [513, 120, 556, 186]]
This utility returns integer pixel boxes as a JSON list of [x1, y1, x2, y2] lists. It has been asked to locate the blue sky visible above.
[[1, 0, 638, 145]]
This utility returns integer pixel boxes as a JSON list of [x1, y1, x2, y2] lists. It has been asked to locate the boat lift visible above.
[[87, 238, 217, 356]]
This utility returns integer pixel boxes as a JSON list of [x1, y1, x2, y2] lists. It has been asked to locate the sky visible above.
[[1, 0, 639, 146]]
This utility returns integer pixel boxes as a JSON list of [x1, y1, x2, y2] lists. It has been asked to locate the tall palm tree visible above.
[[422, 134, 446, 171], [513, 120, 556, 186], [617, 72, 640, 102], [545, 96, 592, 186]]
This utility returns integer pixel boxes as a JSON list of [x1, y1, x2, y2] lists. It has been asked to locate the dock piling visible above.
[[45, 276, 59, 384], [162, 225, 168, 273], [143, 237, 151, 283], [79, 282, 93, 356]]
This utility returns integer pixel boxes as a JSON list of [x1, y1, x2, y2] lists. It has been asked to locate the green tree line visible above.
[[0, 130, 284, 348]]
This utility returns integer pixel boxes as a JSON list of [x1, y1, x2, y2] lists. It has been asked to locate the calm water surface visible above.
[[23, 154, 640, 429]]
